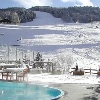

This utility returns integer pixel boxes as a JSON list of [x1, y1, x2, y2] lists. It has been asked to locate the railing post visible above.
[[33, 51, 34, 61], [51, 62, 54, 73], [90, 67, 91, 75], [8, 46, 9, 63], [22, 51, 23, 60], [16, 47, 17, 62]]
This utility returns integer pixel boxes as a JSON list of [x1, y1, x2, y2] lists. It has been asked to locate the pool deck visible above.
[[48, 83, 100, 100]]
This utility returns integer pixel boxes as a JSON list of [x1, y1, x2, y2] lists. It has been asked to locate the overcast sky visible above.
[[0, 0, 100, 8]]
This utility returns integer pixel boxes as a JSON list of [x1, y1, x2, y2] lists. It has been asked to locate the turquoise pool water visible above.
[[0, 81, 64, 100]]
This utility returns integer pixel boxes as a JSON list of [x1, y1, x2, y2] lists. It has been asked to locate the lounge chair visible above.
[[16, 68, 29, 81], [2, 72, 13, 80]]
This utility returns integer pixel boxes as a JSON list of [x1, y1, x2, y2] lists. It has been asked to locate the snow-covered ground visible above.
[[0, 11, 100, 84], [28, 73, 100, 84]]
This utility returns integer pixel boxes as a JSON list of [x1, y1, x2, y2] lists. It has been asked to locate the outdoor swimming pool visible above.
[[0, 81, 64, 100]]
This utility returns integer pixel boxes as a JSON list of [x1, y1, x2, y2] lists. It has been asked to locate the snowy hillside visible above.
[[0, 11, 100, 69]]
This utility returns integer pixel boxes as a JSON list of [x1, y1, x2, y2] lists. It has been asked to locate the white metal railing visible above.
[[0, 45, 35, 63]]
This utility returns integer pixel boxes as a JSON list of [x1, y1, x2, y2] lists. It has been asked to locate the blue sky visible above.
[[0, 0, 100, 9]]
